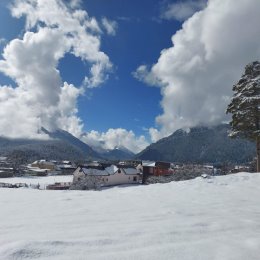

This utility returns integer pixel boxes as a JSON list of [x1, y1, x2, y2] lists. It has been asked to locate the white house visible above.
[[72, 164, 141, 189]]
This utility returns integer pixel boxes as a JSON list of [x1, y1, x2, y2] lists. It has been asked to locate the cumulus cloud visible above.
[[82, 129, 149, 153], [132, 65, 159, 86], [68, 0, 82, 9], [135, 0, 260, 142], [161, 0, 207, 21], [0, 0, 148, 152], [0, 0, 112, 138], [57, 82, 84, 138], [101, 17, 118, 36]]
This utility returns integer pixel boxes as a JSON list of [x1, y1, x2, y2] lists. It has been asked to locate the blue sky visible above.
[[59, 0, 181, 137], [0, 0, 180, 138], [0, 0, 183, 150], [0, 0, 259, 152]]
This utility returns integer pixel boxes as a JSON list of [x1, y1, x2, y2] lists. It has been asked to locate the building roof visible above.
[[27, 168, 48, 173], [83, 162, 102, 167], [0, 167, 13, 170], [155, 161, 171, 169], [62, 160, 71, 164], [31, 160, 55, 166], [82, 167, 109, 176], [123, 168, 140, 175], [79, 164, 139, 176], [57, 164, 76, 169], [106, 165, 119, 174], [142, 161, 156, 167]]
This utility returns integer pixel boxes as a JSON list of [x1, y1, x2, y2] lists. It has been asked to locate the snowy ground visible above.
[[1, 172, 260, 260]]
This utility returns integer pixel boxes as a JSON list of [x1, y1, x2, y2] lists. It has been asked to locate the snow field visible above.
[[0, 172, 260, 260]]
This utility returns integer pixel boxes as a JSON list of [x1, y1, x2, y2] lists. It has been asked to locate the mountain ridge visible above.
[[136, 124, 255, 163], [0, 128, 135, 163], [0, 128, 102, 163], [1, 124, 253, 164]]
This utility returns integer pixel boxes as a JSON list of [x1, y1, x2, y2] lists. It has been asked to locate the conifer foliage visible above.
[[226, 61, 260, 171]]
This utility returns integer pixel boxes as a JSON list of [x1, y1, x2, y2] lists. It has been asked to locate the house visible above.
[[231, 165, 250, 173], [0, 157, 14, 177], [0, 157, 9, 167], [0, 157, 7, 162], [141, 161, 173, 176], [25, 167, 48, 176], [72, 163, 141, 190], [118, 160, 142, 167], [0, 167, 14, 178], [27, 160, 58, 175], [31, 160, 56, 170], [139, 161, 173, 184], [56, 161, 77, 175]]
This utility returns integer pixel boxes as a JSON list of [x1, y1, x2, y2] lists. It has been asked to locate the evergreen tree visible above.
[[226, 61, 260, 171]]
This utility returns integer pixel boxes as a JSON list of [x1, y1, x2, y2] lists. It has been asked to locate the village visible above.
[[0, 156, 252, 191]]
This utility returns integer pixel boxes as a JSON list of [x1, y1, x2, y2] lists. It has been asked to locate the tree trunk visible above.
[[257, 137, 260, 172]]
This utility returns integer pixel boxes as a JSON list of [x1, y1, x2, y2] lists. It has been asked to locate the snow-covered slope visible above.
[[1, 173, 260, 260]]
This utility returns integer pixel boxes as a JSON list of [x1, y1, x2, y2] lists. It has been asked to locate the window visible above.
[[133, 176, 137, 181]]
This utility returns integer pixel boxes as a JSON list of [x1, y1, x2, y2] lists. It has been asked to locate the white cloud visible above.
[[83, 61, 112, 88], [0, 0, 112, 139], [135, 0, 260, 142], [68, 0, 82, 9], [0, 38, 6, 44], [0, 0, 149, 152], [101, 17, 118, 36], [57, 82, 84, 137], [161, 0, 207, 21], [82, 128, 149, 153], [132, 65, 160, 86]]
